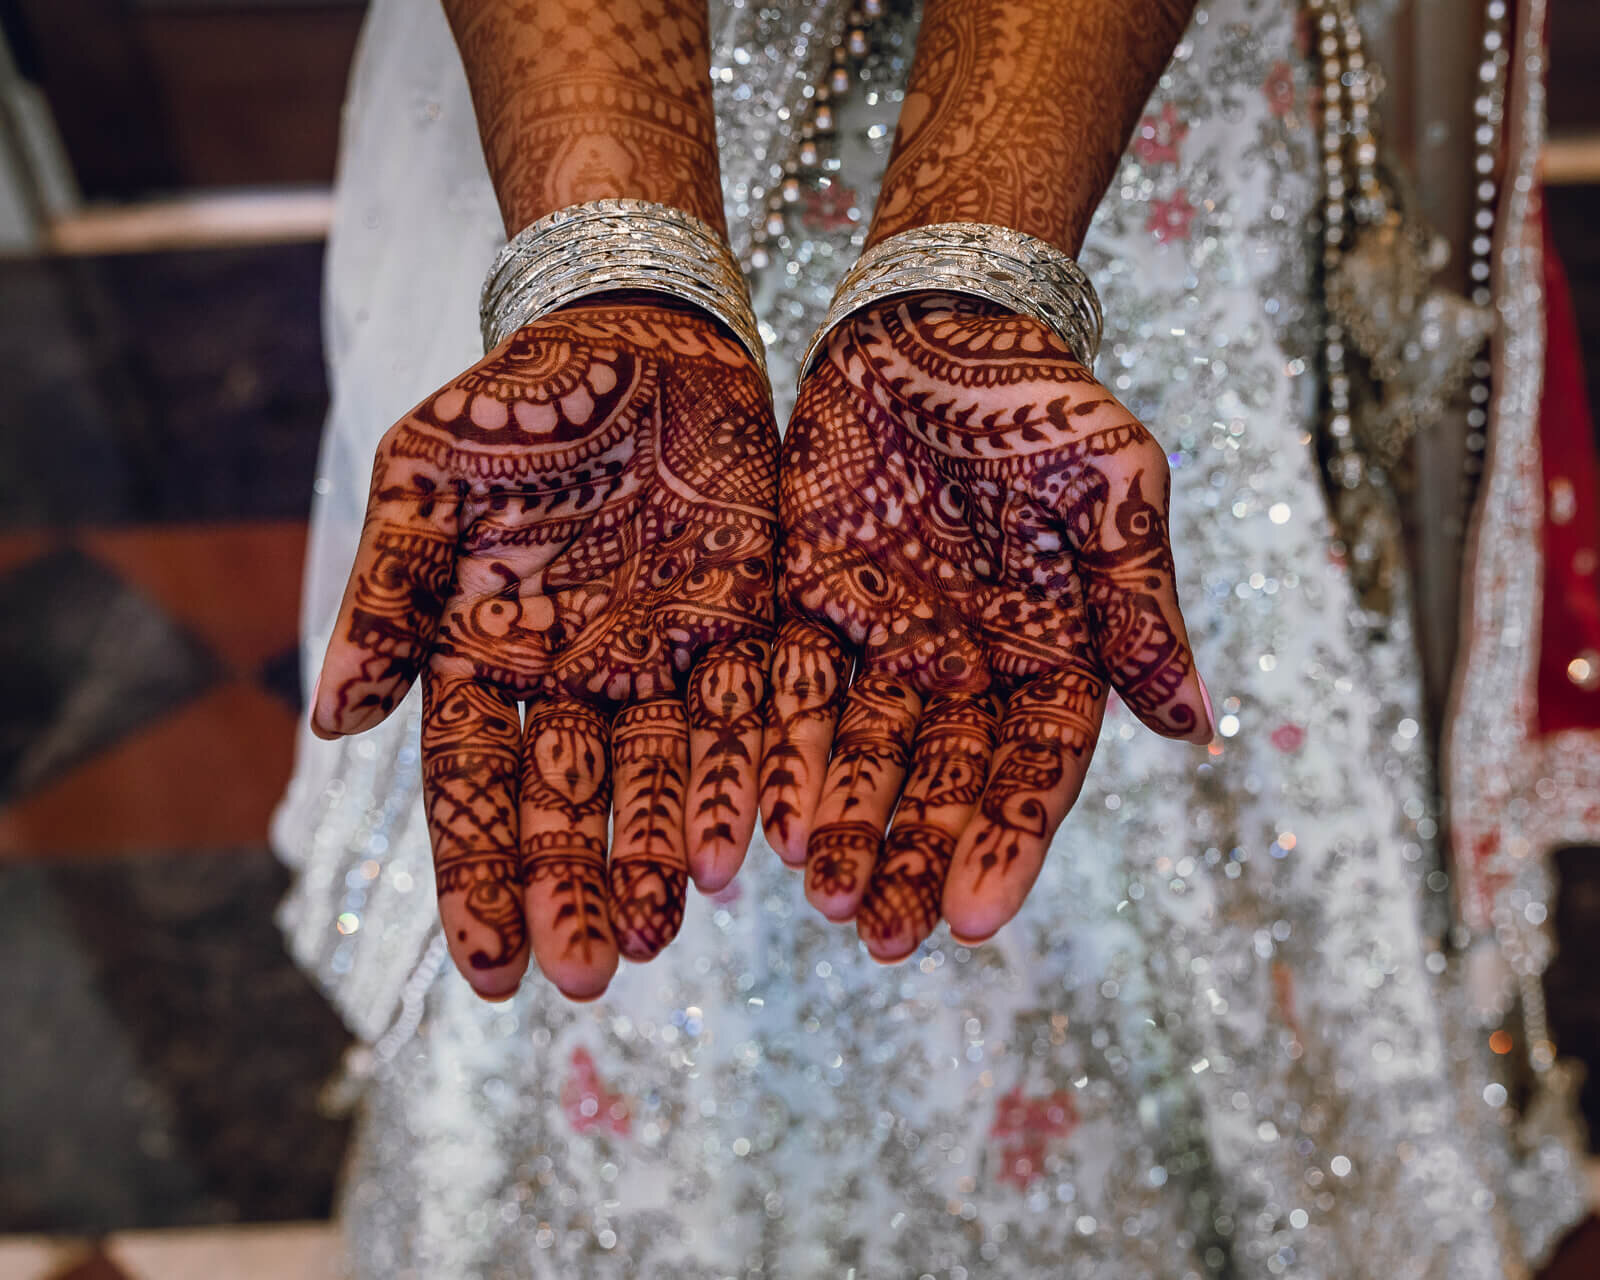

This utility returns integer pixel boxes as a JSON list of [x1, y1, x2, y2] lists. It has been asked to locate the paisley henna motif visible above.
[[315, 299, 776, 999], [761, 293, 1209, 954]]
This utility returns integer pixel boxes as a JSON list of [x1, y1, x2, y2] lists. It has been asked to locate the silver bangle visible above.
[[480, 198, 767, 385], [799, 222, 1103, 384]]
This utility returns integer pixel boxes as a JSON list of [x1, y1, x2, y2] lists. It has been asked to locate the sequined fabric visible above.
[[271, 0, 1588, 1274]]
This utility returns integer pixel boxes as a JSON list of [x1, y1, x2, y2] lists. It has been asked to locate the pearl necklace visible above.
[[1312, 0, 1506, 609], [745, 1, 897, 274], [1463, 0, 1512, 500]]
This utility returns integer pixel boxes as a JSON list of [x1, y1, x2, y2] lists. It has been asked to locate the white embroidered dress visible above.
[[272, 1, 1588, 1275]]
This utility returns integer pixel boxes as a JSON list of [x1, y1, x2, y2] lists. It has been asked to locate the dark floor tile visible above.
[[0, 681, 299, 857], [257, 644, 304, 714], [77, 521, 307, 673], [0, 547, 220, 803], [0, 852, 350, 1234], [0, 244, 326, 531]]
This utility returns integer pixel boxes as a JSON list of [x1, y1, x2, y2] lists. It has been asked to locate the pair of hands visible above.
[[310, 291, 1211, 1002]]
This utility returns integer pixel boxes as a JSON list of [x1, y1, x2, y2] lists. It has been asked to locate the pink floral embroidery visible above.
[[991, 1085, 1078, 1189], [1133, 102, 1188, 166], [1270, 723, 1306, 753], [562, 1047, 631, 1137], [1147, 189, 1197, 243], [1264, 61, 1296, 117]]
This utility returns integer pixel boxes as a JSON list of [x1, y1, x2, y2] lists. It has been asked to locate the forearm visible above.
[[869, 0, 1197, 255], [442, 0, 725, 237]]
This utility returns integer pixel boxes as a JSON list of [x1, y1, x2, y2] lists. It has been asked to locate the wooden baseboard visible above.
[[39, 188, 333, 256]]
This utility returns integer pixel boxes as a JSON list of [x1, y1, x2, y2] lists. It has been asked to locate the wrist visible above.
[[481, 199, 767, 384]]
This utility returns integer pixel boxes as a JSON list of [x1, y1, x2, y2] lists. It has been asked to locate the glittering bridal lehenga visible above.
[[272, 0, 1588, 1274]]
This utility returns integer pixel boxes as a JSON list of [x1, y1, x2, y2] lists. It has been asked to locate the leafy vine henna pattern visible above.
[[759, 293, 1213, 960], [313, 298, 777, 1000]]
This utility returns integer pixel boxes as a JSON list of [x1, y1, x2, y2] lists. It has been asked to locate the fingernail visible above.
[[1195, 673, 1218, 745], [308, 670, 336, 739]]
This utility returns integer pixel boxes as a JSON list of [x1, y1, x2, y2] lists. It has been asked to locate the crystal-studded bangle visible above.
[[799, 222, 1103, 384], [479, 198, 768, 385]]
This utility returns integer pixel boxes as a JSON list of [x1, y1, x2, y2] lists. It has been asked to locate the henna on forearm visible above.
[[870, 0, 1197, 253], [442, 0, 726, 235]]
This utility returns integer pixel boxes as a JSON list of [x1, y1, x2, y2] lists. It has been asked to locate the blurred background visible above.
[[0, 1, 1598, 1276]]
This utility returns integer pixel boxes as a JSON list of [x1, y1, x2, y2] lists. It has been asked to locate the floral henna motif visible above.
[[763, 292, 1208, 952], [314, 299, 776, 998]]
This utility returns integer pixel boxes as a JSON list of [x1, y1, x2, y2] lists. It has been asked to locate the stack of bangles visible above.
[[478, 198, 1104, 387]]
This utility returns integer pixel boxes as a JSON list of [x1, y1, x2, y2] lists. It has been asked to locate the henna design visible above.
[[803, 674, 920, 920], [316, 299, 777, 998], [767, 292, 1206, 947], [870, 0, 1197, 254], [443, 0, 725, 234], [857, 692, 998, 959], [422, 677, 528, 991], [609, 699, 691, 960], [758, 619, 850, 863], [684, 638, 769, 891], [520, 701, 617, 996]]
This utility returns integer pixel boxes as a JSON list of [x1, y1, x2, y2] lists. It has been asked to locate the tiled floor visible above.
[[0, 243, 348, 1235]]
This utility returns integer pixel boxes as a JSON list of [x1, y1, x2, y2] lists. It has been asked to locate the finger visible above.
[[1058, 439, 1213, 744], [804, 672, 922, 923], [685, 639, 770, 894], [942, 663, 1109, 944], [313, 428, 460, 738], [421, 671, 529, 999], [857, 692, 1000, 962], [608, 699, 692, 962], [759, 620, 850, 865], [519, 699, 618, 1001]]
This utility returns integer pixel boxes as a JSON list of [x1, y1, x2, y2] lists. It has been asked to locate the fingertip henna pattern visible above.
[[770, 293, 1204, 946], [685, 637, 769, 892], [856, 691, 998, 960], [520, 700, 617, 997], [759, 620, 850, 864], [609, 699, 691, 961], [423, 677, 529, 994], [320, 300, 776, 998]]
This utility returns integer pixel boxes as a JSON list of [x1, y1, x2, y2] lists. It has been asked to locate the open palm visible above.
[[312, 298, 776, 1000], [759, 292, 1210, 961]]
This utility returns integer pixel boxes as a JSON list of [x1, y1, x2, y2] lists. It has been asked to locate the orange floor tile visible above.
[[0, 682, 299, 857]]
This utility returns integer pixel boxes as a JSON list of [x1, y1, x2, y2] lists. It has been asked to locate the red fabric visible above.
[[1536, 207, 1600, 736]]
